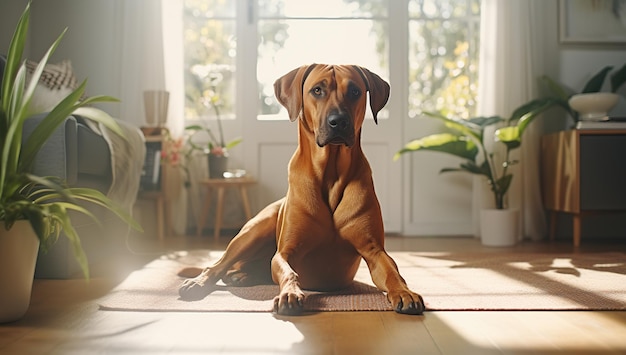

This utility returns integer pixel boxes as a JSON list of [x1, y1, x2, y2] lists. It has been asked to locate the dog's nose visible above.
[[327, 113, 350, 131]]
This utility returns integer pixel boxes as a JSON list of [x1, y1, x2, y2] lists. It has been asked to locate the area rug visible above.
[[98, 250, 626, 312]]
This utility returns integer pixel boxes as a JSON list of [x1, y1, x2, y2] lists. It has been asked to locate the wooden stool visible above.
[[196, 177, 256, 240]]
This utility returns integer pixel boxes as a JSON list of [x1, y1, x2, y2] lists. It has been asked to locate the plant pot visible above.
[[568, 93, 620, 121], [0, 220, 40, 323], [480, 209, 519, 247], [208, 153, 228, 179]]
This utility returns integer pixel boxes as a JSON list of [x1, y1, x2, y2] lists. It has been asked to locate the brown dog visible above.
[[179, 64, 424, 315]]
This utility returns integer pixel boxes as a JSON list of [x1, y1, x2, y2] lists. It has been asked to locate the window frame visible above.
[[183, 0, 480, 123]]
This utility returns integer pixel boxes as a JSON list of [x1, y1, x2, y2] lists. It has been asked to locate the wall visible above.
[[0, 0, 124, 118], [0, 1, 29, 54]]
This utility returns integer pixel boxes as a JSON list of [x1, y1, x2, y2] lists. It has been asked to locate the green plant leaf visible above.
[[509, 98, 552, 122], [495, 126, 521, 150], [73, 105, 124, 136], [394, 133, 478, 162], [66, 187, 143, 232], [185, 124, 204, 131], [422, 111, 483, 141], [540, 75, 572, 101], [467, 116, 504, 128], [462, 160, 491, 176], [610, 63, 626, 93], [1, 1, 29, 113], [48, 203, 89, 279], [495, 174, 514, 197], [225, 137, 243, 150], [497, 98, 559, 150], [581, 66, 613, 93]]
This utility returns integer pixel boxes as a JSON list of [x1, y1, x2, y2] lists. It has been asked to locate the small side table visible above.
[[196, 177, 257, 240]]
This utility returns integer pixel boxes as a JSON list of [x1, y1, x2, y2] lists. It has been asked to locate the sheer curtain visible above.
[[474, 0, 547, 241], [119, 0, 188, 235]]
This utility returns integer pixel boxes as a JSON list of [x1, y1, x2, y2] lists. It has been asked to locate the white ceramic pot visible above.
[[480, 209, 520, 247], [568, 93, 620, 121], [0, 220, 40, 323]]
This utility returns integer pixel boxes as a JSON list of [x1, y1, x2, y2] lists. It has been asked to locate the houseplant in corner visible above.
[[186, 70, 242, 179], [0, 3, 140, 322], [394, 98, 559, 246]]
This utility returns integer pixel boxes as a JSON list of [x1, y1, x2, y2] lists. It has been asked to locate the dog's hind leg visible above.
[[178, 198, 283, 300]]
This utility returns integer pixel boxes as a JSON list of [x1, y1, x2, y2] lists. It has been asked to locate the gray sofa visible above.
[[1, 55, 144, 278]]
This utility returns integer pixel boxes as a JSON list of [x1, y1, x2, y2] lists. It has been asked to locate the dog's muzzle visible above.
[[317, 112, 355, 147]]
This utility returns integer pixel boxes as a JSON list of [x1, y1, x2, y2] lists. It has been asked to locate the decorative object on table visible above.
[[0, 3, 141, 322], [394, 99, 557, 246], [185, 71, 242, 179], [143, 90, 169, 127], [541, 62, 626, 124], [569, 92, 620, 121], [207, 153, 229, 179], [567, 64, 626, 121]]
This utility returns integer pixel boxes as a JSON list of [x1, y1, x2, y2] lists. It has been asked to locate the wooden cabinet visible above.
[[541, 129, 626, 247]]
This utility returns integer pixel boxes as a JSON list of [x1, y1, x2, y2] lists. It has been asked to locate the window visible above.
[[183, 0, 236, 119], [408, 0, 481, 119], [183, 0, 480, 121], [256, 0, 388, 119]]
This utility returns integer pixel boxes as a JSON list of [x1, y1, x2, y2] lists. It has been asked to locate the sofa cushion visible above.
[[25, 59, 78, 90], [25, 59, 79, 114]]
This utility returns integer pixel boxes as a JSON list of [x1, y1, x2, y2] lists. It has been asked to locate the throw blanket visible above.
[[85, 119, 146, 211]]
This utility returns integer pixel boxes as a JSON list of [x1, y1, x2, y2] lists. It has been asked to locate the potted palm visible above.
[[394, 99, 559, 246], [0, 3, 140, 322]]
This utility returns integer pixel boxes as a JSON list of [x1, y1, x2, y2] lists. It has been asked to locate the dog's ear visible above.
[[354, 66, 390, 124], [274, 64, 317, 122]]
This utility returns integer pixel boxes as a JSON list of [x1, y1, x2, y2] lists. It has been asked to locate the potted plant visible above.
[[542, 63, 626, 123], [0, 2, 140, 322], [394, 99, 558, 246]]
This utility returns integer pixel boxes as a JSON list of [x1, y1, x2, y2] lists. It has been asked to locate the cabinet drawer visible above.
[[580, 135, 626, 210]]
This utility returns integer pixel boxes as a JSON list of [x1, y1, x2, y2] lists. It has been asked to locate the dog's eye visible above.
[[312, 86, 323, 97], [350, 88, 361, 98]]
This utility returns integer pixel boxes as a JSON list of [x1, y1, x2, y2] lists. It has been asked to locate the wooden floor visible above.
[[1, 235, 626, 354]]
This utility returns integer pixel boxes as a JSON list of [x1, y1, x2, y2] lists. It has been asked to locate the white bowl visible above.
[[568, 92, 620, 121]]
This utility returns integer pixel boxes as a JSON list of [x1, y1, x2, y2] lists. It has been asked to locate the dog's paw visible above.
[[387, 290, 425, 315], [179, 277, 211, 301], [273, 290, 305, 316], [223, 270, 251, 286]]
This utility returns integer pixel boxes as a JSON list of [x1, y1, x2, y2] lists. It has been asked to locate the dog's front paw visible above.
[[387, 290, 425, 315], [179, 276, 211, 301], [273, 289, 305, 315]]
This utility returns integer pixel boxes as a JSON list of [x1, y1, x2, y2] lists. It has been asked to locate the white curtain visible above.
[[120, 0, 188, 235], [475, 0, 547, 241]]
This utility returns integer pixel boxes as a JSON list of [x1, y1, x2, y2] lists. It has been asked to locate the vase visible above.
[[208, 153, 228, 179], [480, 209, 519, 247], [143, 90, 169, 127], [0, 220, 40, 323], [568, 93, 619, 121]]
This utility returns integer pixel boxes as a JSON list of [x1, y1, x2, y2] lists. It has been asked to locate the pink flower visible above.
[[210, 146, 225, 156]]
